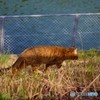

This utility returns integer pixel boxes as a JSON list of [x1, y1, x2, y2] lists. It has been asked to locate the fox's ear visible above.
[[74, 48, 78, 54]]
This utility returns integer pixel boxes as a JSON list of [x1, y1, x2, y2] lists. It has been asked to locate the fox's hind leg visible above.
[[31, 64, 40, 72]]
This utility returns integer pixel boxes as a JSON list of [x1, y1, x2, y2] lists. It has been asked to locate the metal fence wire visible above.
[[0, 13, 100, 54]]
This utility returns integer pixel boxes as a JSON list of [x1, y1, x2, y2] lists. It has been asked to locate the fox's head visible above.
[[64, 47, 78, 60]]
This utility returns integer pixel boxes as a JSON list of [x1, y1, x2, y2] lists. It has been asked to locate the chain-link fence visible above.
[[0, 13, 100, 54]]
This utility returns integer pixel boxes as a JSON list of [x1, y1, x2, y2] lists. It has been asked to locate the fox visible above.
[[0, 46, 78, 76]]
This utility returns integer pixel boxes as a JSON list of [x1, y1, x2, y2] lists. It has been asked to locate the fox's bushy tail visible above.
[[0, 57, 24, 75]]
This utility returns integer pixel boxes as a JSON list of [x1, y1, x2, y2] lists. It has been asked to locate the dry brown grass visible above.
[[0, 49, 100, 100]]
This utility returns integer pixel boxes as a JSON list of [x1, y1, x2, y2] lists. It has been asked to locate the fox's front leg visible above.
[[44, 63, 62, 72], [56, 63, 62, 68], [44, 64, 52, 72]]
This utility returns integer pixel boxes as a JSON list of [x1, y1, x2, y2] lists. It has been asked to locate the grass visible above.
[[0, 49, 100, 100]]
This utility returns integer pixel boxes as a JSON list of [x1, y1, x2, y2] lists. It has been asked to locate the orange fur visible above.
[[0, 46, 78, 75]]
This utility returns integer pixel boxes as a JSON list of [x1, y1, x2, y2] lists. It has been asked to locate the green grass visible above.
[[0, 53, 9, 66], [0, 49, 100, 99], [0, 93, 11, 100]]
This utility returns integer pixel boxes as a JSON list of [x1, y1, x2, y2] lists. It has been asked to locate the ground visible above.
[[0, 50, 100, 100]]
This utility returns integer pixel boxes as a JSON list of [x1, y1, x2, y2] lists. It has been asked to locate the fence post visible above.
[[71, 15, 79, 47], [0, 17, 5, 54]]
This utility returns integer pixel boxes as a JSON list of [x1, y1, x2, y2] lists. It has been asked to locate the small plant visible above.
[[0, 53, 9, 67], [86, 48, 96, 57], [87, 64, 95, 80], [0, 93, 11, 100]]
